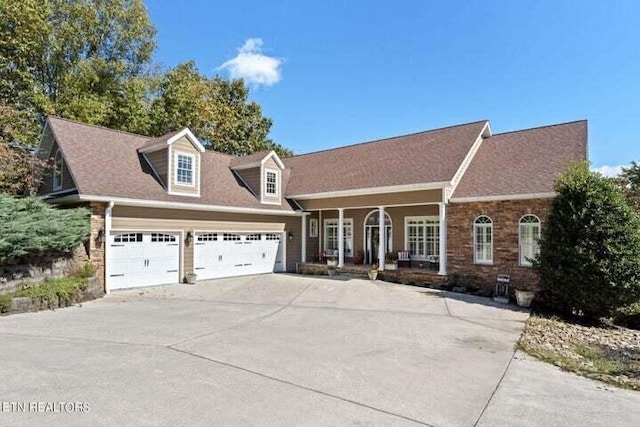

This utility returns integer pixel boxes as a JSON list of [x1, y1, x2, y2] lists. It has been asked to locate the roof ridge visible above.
[[47, 115, 151, 139], [492, 119, 587, 137], [286, 120, 488, 159]]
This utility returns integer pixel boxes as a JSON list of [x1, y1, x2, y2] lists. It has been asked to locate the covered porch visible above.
[[298, 198, 448, 276]]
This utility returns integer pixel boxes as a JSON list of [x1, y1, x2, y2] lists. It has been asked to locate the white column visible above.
[[338, 208, 345, 268], [438, 202, 447, 275], [301, 213, 307, 263], [378, 207, 385, 271]]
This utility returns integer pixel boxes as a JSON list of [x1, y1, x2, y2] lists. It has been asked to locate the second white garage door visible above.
[[194, 232, 284, 280]]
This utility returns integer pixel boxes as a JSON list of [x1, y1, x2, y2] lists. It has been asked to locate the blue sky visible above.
[[146, 0, 640, 174]]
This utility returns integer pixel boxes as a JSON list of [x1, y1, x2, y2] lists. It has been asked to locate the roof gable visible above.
[[450, 120, 588, 201], [283, 120, 488, 197], [230, 150, 285, 170], [138, 128, 205, 153]]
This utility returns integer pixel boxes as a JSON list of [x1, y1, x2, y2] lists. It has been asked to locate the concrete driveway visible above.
[[0, 274, 638, 426]]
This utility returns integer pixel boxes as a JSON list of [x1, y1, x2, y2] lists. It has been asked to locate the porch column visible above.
[[438, 202, 447, 275], [378, 206, 385, 271], [301, 213, 307, 263], [338, 208, 345, 268]]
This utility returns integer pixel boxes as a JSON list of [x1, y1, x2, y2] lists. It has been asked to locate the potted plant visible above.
[[185, 273, 197, 284], [384, 252, 398, 270], [368, 269, 378, 280], [515, 289, 535, 307], [353, 250, 365, 265]]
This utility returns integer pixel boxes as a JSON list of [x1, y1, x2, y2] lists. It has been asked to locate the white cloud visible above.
[[218, 38, 282, 86], [592, 165, 624, 178]]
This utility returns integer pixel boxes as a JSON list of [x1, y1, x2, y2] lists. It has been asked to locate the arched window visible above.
[[519, 215, 541, 266], [53, 150, 63, 190], [474, 216, 493, 264]]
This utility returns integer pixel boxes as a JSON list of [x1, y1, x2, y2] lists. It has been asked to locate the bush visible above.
[[0, 194, 90, 263], [536, 162, 640, 319]]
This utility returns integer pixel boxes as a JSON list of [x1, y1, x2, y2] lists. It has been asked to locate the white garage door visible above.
[[194, 232, 284, 281], [107, 232, 180, 290]]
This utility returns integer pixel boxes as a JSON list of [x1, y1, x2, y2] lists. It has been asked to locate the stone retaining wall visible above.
[[4, 276, 103, 316], [0, 245, 89, 294]]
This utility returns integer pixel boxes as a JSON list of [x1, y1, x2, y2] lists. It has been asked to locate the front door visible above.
[[365, 226, 392, 265]]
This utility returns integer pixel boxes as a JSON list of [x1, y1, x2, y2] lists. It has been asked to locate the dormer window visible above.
[[53, 150, 63, 190], [175, 153, 194, 186], [265, 169, 278, 196]]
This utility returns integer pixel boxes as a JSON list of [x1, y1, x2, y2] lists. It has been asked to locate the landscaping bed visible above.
[[519, 316, 640, 390], [0, 275, 103, 315]]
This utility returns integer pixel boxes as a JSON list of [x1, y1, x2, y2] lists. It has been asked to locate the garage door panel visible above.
[[194, 232, 283, 280], [108, 232, 180, 290]]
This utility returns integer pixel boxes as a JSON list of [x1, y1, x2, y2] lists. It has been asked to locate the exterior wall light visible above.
[[186, 231, 194, 246]]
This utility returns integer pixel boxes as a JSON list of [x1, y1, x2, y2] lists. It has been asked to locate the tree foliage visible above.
[[0, 0, 289, 159], [536, 162, 640, 319], [0, 0, 156, 138], [619, 161, 640, 211], [0, 105, 48, 196], [0, 194, 90, 263], [149, 61, 292, 157]]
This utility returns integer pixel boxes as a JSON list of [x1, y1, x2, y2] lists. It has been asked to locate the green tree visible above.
[[150, 61, 292, 157], [0, 0, 156, 145], [536, 162, 640, 319], [0, 0, 290, 159], [0, 104, 48, 195], [0, 194, 90, 263], [619, 161, 640, 211]]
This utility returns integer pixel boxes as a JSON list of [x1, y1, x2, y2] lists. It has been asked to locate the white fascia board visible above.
[[449, 192, 556, 203], [167, 128, 205, 152], [138, 128, 205, 153], [76, 194, 303, 216], [260, 150, 285, 169], [446, 121, 491, 202], [288, 182, 449, 200]]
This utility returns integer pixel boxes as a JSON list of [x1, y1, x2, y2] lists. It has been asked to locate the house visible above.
[[37, 117, 587, 292]]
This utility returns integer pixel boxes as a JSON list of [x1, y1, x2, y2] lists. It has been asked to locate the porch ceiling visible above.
[[294, 188, 443, 211]]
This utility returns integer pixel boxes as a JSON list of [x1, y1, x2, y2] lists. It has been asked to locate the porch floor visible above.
[[296, 262, 448, 286]]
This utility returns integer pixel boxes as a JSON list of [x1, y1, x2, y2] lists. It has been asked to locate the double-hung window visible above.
[[176, 154, 194, 185], [324, 219, 353, 256], [404, 217, 439, 259], [265, 169, 278, 197], [474, 216, 493, 264], [519, 215, 541, 266]]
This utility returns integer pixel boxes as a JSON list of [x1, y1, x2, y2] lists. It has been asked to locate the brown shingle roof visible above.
[[229, 150, 271, 168], [282, 121, 488, 196], [137, 129, 185, 151], [47, 117, 294, 211], [451, 120, 587, 200]]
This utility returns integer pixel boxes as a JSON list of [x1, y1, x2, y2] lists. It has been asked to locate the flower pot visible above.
[[515, 290, 535, 308], [327, 258, 338, 267], [185, 273, 197, 285], [327, 268, 337, 277], [368, 271, 378, 280], [384, 263, 398, 270]]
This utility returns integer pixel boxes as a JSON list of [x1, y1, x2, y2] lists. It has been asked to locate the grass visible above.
[[519, 316, 640, 390]]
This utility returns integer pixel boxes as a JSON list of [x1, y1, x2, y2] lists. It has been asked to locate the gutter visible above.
[[103, 201, 115, 294]]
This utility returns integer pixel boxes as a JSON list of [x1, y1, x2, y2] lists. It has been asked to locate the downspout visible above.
[[104, 201, 115, 294]]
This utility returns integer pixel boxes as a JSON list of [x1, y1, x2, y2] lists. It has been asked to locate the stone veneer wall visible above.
[[447, 198, 552, 293], [89, 202, 106, 289]]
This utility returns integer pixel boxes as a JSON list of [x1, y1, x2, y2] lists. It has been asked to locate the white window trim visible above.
[[324, 218, 353, 256], [53, 150, 63, 191], [174, 152, 196, 187], [519, 214, 541, 267], [263, 168, 280, 198], [309, 218, 318, 238], [473, 215, 493, 265], [404, 216, 439, 260]]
